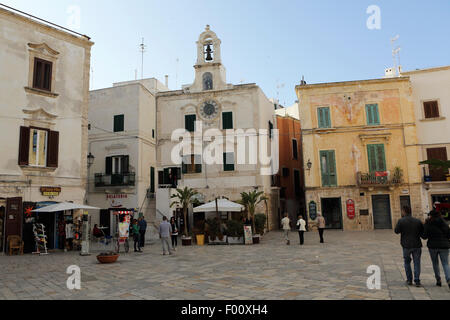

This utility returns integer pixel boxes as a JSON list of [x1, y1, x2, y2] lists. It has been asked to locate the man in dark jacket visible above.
[[138, 216, 147, 248], [422, 210, 450, 288], [394, 206, 424, 287]]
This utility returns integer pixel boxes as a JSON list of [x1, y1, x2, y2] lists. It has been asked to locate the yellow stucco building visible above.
[[296, 77, 422, 231]]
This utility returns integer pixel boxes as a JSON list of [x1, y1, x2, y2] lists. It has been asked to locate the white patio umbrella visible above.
[[193, 199, 244, 213], [32, 202, 100, 212]]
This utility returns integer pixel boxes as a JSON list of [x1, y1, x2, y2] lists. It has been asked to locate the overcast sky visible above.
[[3, 0, 449, 105]]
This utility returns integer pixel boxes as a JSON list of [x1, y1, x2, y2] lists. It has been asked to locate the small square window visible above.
[[423, 101, 439, 119]]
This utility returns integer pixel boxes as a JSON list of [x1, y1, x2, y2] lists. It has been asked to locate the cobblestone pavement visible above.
[[0, 230, 449, 300]]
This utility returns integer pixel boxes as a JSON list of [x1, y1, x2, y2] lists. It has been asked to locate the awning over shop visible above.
[[193, 199, 244, 213], [31, 202, 100, 213]]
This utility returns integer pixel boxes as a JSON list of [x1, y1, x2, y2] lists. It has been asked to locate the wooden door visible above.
[[5, 198, 23, 245]]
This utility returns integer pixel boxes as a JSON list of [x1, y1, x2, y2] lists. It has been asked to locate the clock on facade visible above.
[[199, 100, 219, 120]]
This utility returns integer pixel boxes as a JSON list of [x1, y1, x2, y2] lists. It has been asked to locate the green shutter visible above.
[[367, 145, 377, 172], [366, 104, 380, 125], [328, 150, 337, 186], [318, 107, 331, 128], [222, 112, 233, 129], [367, 144, 386, 172], [150, 167, 155, 193], [185, 115, 196, 132], [114, 115, 124, 132], [376, 144, 386, 171]]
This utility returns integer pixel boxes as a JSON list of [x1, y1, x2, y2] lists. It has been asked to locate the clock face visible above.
[[199, 100, 219, 120]]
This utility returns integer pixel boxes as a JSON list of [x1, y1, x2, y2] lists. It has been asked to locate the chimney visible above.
[[165, 75, 169, 88]]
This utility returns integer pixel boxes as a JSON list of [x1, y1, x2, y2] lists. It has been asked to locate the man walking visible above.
[[159, 216, 173, 255], [394, 206, 424, 287], [138, 216, 147, 248], [296, 214, 307, 245], [281, 213, 291, 245], [317, 213, 326, 243]]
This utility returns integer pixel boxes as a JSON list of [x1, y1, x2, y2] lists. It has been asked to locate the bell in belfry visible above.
[[205, 43, 213, 61]]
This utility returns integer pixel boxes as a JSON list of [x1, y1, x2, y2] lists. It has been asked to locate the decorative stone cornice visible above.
[[28, 42, 60, 56]]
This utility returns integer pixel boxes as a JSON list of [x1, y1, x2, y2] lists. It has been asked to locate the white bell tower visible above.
[[189, 25, 228, 92]]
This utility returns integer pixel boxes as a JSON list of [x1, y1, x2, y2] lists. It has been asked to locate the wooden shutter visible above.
[[367, 145, 377, 172], [376, 144, 386, 171], [292, 139, 298, 159], [367, 144, 386, 172], [185, 115, 196, 132], [324, 108, 331, 127], [223, 112, 233, 129], [366, 105, 373, 124], [328, 150, 337, 186], [18, 126, 30, 166], [43, 61, 52, 91], [150, 167, 155, 193], [423, 101, 439, 118], [318, 108, 324, 128], [105, 157, 112, 175], [46, 130, 59, 168], [121, 155, 129, 174], [320, 151, 329, 186], [366, 104, 380, 125], [426, 147, 448, 181], [114, 115, 124, 132]]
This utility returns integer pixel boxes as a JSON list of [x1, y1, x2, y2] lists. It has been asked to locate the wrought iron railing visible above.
[[95, 173, 136, 187], [357, 172, 402, 187]]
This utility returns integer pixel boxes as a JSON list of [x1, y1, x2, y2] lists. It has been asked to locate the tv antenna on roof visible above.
[[139, 38, 146, 80], [390, 35, 401, 76]]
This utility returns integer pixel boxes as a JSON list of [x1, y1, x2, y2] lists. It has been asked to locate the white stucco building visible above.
[[0, 6, 93, 251], [156, 26, 280, 231], [87, 78, 168, 237], [403, 66, 450, 215]]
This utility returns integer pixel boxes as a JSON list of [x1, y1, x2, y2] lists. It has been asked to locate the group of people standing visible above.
[[131, 216, 147, 253], [395, 206, 450, 288], [158, 216, 180, 255], [280, 212, 326, 245]]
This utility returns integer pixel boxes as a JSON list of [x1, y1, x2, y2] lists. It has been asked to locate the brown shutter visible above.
[[47, 130, 59, 168], [18, 126, 30, 166], [424, 101, 439, 118]]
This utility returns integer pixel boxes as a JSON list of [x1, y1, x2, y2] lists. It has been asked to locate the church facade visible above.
[[156, 26, 280, 231]]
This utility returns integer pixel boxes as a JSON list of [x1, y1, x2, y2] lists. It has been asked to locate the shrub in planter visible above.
[[206, 217, 220, 241], [254, 213, 267, 236], [226, 220, 244, 244]]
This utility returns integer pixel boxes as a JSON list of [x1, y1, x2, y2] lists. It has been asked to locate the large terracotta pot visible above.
[[97, 254, 119, 264]]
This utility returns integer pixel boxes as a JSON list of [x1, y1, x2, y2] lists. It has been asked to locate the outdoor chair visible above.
[[7, 235, 24, 256]]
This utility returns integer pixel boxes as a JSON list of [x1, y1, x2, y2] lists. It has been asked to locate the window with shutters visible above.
[[366, 104, 380, 125], [423, 100, 440, 119], [367, 144, 386, 172], [223, 152, 235, 172], [150, 167, 155, 193], [32, 58, 52, 91], [114, 115, 124, 132], [320, 150, 337, 187], [222, 112, 233, 130], [426, 147, 448, 181], [182, 155, 202, 174], [292, 139, 298, 160], [185, 114, 196, 132], [317, 107, 331, 128], [294, 169, 301, 197], [29, 128, 48, 167], [18, 126, 59, 168]]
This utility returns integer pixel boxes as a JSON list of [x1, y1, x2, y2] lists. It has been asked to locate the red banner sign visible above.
[[375, 171, 388, 177], [347, 199, 355, 219]]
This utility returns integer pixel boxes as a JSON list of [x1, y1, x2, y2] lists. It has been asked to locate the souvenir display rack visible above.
[[32, 223, 49, 255]]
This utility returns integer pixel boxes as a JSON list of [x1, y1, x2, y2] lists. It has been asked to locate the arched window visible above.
[[203, 72, 213, 91]]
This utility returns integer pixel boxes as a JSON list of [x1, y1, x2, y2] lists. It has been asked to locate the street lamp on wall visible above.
[[87, 152, 95, 168], [306, 159, 312, 171]]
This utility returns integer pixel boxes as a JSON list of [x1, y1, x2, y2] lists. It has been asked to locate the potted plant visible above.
[[170, 187, 199, 246], [226, 220, 244, 244], [96, 251, 119, 264], [206, 217, 227, 245], [392, 167, 403, 184], [239, 190, 268, 242]]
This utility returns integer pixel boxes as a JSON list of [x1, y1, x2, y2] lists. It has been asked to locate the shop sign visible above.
[[309, 201, 317, 220], [40, 187, 61, 197], [347, 199, 356, 219], [244, 226, 253, 245], [107, 194, 127, 208]]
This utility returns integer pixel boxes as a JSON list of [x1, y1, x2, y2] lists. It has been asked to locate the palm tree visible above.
[[239, 190, 268, 232], [170, 187, 199, 237]]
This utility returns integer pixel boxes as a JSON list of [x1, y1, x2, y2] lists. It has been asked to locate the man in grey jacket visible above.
[[159, 216, 173, 255]]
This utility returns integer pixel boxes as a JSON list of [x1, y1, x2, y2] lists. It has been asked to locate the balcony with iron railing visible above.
[[95, 173, 136, 188], [357, 171, 403, 188]]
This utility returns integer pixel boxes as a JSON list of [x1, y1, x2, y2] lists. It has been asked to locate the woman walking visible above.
[[422, 210, 450, 288], [170, 217, 178, 251]]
